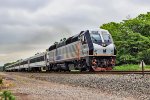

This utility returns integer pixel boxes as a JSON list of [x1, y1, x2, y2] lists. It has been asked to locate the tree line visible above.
[[100, 12, 150, 65]]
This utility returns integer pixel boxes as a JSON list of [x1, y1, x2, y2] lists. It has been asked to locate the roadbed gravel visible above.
[[1, 72, 149, 100]]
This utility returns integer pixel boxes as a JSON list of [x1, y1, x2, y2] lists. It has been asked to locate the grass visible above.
[[113, 64, 150, 71]]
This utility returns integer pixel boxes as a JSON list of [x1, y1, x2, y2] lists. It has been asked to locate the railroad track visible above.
[[14, 70, 150, 74], [95, 70, 150, 74]]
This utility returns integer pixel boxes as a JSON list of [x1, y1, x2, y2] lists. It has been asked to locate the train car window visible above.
[[30, 59, 35, 63], [38, 57, 40, 62], [37, 57, 39, 62], [22, 61, 27, 64], [34, 56, 44, 63], [20, 61, 28, 65], [35, 57, 40, 62], [38, 56, 44, 61]]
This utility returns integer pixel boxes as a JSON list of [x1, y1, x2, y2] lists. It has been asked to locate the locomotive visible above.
[[5, 29, 116, 72]]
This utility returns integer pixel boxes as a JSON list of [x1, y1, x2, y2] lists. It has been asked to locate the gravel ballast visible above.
[[22, 73, 150, 100], [0, 72, 133, 100], [3, 72, 150, 100]]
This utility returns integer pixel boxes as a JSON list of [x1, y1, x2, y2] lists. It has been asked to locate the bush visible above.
[[1, 90, 15, 100], [139, 49, 150, 65]]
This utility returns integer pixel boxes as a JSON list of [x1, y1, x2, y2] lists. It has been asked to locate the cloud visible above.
[[0, 0, 150, 65], [0, 0, 51, 11]]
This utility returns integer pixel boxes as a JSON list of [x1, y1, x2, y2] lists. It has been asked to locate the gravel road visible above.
[[0, 72, 134, 100]]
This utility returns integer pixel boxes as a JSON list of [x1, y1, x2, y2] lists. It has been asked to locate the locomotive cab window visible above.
[[101, 31, 112, 43], [90, 31, 102, 45]]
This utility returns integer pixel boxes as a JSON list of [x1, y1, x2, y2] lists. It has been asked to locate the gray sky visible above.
[[0, 0, 150, 66]]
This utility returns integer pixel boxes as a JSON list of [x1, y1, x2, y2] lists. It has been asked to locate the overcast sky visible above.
[[0, 0, 150, 66]]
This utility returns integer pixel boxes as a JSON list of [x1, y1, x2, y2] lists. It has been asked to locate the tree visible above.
[[100, 12, 150, 65]]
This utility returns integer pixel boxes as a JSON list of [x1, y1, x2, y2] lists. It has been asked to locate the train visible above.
[[5, 29, 116, 72]]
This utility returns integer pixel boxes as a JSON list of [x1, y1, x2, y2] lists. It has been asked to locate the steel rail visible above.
[[8, 70, 150, 74]]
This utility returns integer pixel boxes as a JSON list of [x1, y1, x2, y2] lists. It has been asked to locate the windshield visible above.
[[90, 31, 102, 45], [101, 31, 112, 43]]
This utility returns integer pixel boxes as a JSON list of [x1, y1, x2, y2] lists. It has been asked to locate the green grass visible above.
[[113, 64, 150, 71]]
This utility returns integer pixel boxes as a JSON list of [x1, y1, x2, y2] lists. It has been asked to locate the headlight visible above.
[[102, 43, 106, 47]]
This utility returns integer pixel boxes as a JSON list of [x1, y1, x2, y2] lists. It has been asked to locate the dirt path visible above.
[[0, 72, 134, 100]]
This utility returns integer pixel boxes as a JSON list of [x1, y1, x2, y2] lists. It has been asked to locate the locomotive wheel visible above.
[[76, 63, 83, 72], [47, 65, 53, 72], [79, 61, 89, 72], [83, 64, 92, 72], [65, 63, 70, 72]]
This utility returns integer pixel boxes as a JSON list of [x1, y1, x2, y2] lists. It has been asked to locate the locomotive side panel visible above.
[[65, 41, 79, 61], [48, 50, 55, 63]]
